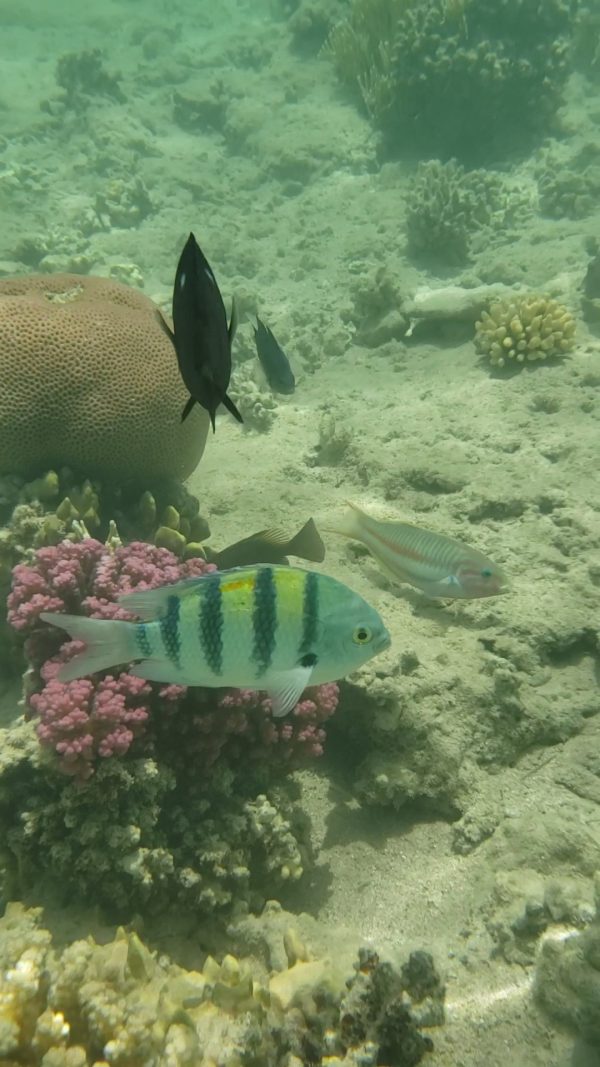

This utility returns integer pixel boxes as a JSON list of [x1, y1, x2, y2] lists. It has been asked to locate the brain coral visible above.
[[0, 273, 209, 482]]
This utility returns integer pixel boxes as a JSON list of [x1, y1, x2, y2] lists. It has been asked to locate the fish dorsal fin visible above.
[[118, 575, 212, 619], [251, 527, 293, 548]]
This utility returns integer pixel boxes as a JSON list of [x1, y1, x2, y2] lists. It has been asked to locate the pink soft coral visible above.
[[8, 539, 339, 779]]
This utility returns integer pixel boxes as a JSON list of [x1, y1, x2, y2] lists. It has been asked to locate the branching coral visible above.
[[475, 295, 576, 368], [327, 0, 573, 162], [405, 159, 507, 265]]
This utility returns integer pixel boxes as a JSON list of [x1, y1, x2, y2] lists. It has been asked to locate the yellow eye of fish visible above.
[[353, 625, 372, 645]]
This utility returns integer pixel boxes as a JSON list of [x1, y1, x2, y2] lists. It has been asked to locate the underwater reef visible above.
[[327, 0, 574, 163], [0, 900, 444, 1065], [0, 538, 338, 916]]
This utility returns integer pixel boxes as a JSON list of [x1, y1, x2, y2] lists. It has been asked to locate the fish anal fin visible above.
[[129, 660, 183, 684]]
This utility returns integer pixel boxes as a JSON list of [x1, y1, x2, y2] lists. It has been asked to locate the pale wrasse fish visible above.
[[323, 501, 508, 600], [40, 564, 390, 718]]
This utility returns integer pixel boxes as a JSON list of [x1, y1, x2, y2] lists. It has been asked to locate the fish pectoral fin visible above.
[[267, 659, 316, 718]]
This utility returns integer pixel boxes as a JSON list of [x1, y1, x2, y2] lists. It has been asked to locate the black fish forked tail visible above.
[[181, 390, 243, 431], [181, 395, 196, 422]]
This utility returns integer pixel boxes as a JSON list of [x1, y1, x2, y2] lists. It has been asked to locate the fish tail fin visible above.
[[221, 391, 244, 424], [39, 612, 137, 682], [321, 501, 366, 542], [286, 518, 326, 563]]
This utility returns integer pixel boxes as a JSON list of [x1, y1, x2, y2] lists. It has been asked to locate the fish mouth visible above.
[[375, 629, 392, 653]]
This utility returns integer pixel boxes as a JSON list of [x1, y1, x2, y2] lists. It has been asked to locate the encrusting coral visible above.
[[0, 273, 208, 483], [474, 295, 576, 368], [0, 901, 444, 1065]]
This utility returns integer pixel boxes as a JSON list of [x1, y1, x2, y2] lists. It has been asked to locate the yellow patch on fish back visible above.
[[220, 574, 257, 594], [273, 567, 306, 617]]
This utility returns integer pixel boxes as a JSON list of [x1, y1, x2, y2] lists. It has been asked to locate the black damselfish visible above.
[[159, 232, 243, 431], [253, 316, 295, 395]]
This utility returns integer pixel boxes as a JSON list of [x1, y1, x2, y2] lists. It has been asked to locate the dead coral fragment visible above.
[[475, 295, 576, 369]]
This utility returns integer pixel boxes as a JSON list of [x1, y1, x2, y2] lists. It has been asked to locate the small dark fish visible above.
[[253, 316, 295, 395], [159, 232, 243, 431], [203, 518, 325, 570]]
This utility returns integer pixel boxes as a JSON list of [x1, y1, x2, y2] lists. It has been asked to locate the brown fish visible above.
[[203, 518, 325, 569]]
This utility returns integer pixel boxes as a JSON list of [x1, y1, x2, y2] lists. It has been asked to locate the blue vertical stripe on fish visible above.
[[39, 564, 391, 718], [199, 573, 223, 675], [252, 566, 278, 675], [160, 595, 182, 668], [299, 569, 319, 657], [135, 622, 152, 658]]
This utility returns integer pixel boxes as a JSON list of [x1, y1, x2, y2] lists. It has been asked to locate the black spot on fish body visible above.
[[198, 573, 224, 675], [160, 595, 181, 668], [163, 233, 243, 431], [253, 316, 295, 395], [300, 652, 317, 668], [252, 567, 277, 676]]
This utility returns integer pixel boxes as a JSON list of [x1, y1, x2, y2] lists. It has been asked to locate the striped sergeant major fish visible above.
[[323, 501, 508, 600], [40, 564, 391, 718]]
